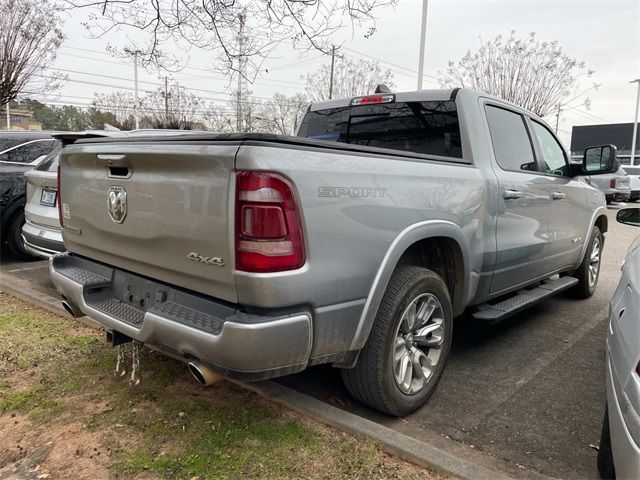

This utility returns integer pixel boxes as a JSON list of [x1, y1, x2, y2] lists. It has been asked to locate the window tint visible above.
[[0, 139, 25, 152], [0, 140, 54, 164], [485, 106, 537, 172], [531, 121, 568, 176], [298, 101, 463, 158]]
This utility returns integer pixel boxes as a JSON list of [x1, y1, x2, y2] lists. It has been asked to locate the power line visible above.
[[58, 47, 309, 89], [341, 47, 443, 84], [31, 71, 306, 106]]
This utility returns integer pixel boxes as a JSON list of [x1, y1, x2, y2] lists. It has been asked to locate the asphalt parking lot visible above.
[[0, 206, 637, 479]]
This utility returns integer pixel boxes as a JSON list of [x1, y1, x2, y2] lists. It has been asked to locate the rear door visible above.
[[59, 141, 239, 302], [528, 119, 589, 272], [485, 104, 553, 294]]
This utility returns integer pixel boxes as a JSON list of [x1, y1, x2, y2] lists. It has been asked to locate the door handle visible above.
[[551, 191, 566, 200], [503, 189, 523, 200]]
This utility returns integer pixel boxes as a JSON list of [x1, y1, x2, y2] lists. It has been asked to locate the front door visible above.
[[485, 104, 554, 294], [528, 119, 590, 272]]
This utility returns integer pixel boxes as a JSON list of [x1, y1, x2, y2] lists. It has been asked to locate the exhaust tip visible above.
[[188, 360, 222, 386], [61, 299, 82, 318]]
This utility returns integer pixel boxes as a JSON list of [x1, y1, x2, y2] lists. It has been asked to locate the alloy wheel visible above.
[[588, 236, 601, 288], [392, 293, 445, 395]]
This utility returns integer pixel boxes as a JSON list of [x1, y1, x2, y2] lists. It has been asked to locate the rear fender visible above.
[[348, 220, 471, 351]]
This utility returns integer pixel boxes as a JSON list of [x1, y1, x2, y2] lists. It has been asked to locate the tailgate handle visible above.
[[98, 154, 132, 178]]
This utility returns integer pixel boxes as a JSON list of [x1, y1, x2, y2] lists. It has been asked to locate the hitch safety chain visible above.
[[114, 341, 142, 385]]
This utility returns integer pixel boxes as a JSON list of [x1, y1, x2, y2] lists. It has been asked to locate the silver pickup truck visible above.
[[50, 88, 616, 415]]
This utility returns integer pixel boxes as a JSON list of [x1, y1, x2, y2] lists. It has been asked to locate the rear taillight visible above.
[[610, 178, 617, 189], [57, 164, 63, 227], [235, 171, 305, 272]]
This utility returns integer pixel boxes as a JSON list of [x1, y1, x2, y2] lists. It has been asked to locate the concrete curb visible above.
[[0, 273, 527, 480], [237, 380, 521, 480]]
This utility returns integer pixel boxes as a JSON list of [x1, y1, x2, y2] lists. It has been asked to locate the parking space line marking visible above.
[[6, 265, 49, 273]]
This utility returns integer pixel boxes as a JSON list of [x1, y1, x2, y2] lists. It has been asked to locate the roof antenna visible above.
[[374, 84, 391, 94]]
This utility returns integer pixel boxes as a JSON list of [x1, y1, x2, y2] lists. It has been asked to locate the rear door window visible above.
[[485, 105, 538, 173], [298, 100, 463, 158], [0, 140, 54, 164]]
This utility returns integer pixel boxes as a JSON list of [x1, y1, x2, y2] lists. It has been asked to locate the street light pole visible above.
[[133, 50, 140, 130], [328, 45, 336, 99], [416, 0, 429, 90], [630, 79, 640, 166], [5, 102, 9, 130]]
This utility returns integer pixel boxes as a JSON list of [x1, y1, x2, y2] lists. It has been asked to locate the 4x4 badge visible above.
[[186, 252, 225, 267], [108, 186, 127, 224]]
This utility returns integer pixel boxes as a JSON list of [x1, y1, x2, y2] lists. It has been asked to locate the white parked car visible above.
[[598, 207, 640, 479], [622, 165, 640, 202]]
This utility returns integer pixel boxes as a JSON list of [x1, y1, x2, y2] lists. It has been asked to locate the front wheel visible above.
[[341, 265, 453, 416], [572, 226, 602, 299]]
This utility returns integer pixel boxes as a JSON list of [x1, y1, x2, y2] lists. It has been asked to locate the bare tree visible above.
[[93, 92, 137, 130], [205, 105, 235, 133], [304, 56, 395, 101], [255, 93, 309, 135], [142, 84, 203, 129], [440, 31, 594, 117], [64, 0, 395, 80], [0, 0, 65, 107]]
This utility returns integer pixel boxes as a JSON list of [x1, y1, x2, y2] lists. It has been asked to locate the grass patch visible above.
[[0, 293, 439, 479], [0, 299, 100, 377]]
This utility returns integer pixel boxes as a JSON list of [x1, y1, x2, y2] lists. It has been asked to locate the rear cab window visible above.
[[297, 100, 463, 159]]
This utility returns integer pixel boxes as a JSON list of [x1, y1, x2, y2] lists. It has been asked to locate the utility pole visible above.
[[133, 50, 140, 130], [236, 13, 246, 132], [164, 76, 170, 122], [416, 0, 429, 90], [555, 102, 562, 134], [630, 79, 640, 166], [328, 45, 336, 100], [5, 102, 9, 130]]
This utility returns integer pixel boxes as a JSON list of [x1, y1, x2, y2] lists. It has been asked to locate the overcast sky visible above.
[[49, 0, 640, 145]]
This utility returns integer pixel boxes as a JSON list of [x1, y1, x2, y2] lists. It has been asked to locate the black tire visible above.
[[341, 265, 453, 416], [597, 404, 616, 479], [572, 226, 602, 299], [6, 211, 35, 260]]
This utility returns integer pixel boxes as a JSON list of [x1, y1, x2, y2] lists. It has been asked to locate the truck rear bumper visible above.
[[49, 253, 312, 380]]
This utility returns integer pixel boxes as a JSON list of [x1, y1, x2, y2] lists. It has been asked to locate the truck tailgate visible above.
[[59, 142, 238, 303]]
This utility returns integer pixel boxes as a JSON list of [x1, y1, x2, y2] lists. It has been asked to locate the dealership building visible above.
[[570, 123, 640, 164]]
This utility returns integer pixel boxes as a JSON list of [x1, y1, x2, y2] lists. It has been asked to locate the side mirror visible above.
[[617, 208, 640, 227], [582, 144, 618, 175]]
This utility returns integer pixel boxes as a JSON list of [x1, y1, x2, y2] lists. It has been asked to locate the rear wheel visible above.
[[6, 211, 35, 260], [572, 226, 602, 299], [341, 265, 453, 416], [597, 404, 615, 479]]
